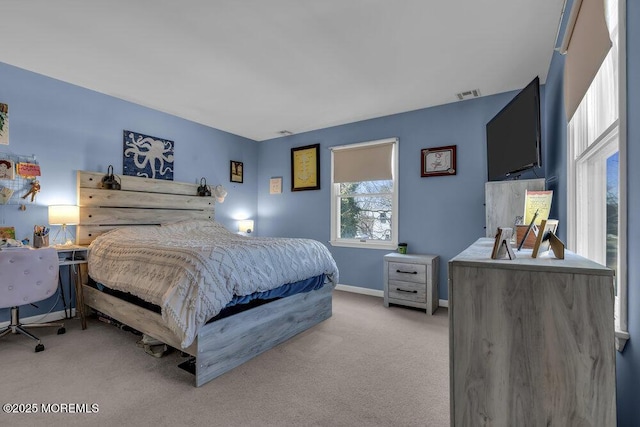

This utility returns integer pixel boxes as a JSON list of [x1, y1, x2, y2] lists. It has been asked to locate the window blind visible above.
[[561, 0, 612, 120], [332, 141, 394, 183]]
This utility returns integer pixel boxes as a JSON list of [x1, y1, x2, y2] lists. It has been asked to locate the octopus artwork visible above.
[[123, 130, 174, 180]]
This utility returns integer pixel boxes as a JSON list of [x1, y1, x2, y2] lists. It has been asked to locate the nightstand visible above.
[[56, 245, 89, 329], [383, 253, 439, 315]]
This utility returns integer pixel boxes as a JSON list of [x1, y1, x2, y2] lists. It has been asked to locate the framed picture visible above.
[[230, 160, 243, 183], [0, 226, 16, 239], [291, 144, 320, 191], [269, 177, 282, 194], [0, 159, 15, 180], [0, 103, 9, 145], [123, 130, 174, 180], [421, 145, 457, 177]]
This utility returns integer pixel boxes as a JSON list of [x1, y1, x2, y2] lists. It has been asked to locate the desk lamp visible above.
[[48, 205, 79, 246]]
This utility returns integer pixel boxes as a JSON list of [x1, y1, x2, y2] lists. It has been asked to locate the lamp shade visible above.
[[48, 205, 79, 225], [238, 220, 254, 234]]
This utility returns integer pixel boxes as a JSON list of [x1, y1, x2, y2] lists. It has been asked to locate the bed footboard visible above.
[[195, 284, 333, 387], [82, 283, 333, 387]]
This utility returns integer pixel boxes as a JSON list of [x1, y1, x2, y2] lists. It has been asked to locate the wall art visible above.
[[123, 130, 174, 180]]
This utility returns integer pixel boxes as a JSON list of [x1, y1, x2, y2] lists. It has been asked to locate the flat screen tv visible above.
[[486, 76, 542, 181]]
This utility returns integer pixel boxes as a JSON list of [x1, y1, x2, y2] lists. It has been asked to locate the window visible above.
[[330, 138, 398, 249], [567, 0, 628, 350]]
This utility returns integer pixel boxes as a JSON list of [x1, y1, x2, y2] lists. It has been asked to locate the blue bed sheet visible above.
[[225, 274, 326, 308]]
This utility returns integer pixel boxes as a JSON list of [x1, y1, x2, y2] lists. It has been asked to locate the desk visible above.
[[55, 246, 89, 330]]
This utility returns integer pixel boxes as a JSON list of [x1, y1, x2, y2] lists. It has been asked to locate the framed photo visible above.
[[421, 145, 457, 177], [291, 144, 320, 191], [0, 102, 9, 145], [230, 160, 243, 183], [269, 177, 282, 194]]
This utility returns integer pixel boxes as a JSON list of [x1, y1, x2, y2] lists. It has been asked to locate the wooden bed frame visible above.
[[76, 170, 333, 387]]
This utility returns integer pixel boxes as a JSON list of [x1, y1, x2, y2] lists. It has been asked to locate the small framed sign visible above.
[[421, 145, 456, 177], [269, 177, 282, 194]]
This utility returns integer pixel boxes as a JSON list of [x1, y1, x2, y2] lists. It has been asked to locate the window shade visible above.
[[333, 141, 394, 183], [562, 0, 612, 120]]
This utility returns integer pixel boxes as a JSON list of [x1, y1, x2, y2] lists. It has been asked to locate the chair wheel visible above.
[[57, 327, 66, 335], [35, 344, 45, 352]]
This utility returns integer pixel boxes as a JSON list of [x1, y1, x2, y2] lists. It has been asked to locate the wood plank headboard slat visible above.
[[77, 170, 215, 245]]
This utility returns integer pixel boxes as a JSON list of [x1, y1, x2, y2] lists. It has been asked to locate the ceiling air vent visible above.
[[278, 130, 293, 136], [456, 89, 481, 101]]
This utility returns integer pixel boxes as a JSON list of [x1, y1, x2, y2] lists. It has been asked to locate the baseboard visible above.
[[335, 284, 449, 308], [335, 284, 384, 298], [0, 309, 75, 329]]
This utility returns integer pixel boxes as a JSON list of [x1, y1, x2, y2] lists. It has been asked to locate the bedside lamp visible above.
[[238, 220, 254, 235], [48, 205, 79, 246]]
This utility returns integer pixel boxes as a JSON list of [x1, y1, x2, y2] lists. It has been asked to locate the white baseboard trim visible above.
[[335, 284, 384, 298], [0, 309, 74, 329], [335, 284, 449, 308]]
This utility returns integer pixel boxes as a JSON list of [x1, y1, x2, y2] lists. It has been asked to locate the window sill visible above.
[[329, 240, 397, 250], [615, 329, 629, 352]]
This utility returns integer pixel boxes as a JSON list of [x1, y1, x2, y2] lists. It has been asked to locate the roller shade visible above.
[[333, 141, 394, 183], [561, 0, 612, 120]]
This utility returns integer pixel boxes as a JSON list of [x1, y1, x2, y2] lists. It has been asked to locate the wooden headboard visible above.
[[76, 170, 215, 245]]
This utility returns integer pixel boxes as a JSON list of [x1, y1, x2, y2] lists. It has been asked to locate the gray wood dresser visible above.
[[448, 238, 616, 426], [383, 253, 439, 315]]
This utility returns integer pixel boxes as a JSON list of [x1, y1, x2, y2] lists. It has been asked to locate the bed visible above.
[[76, 170, 338, 387]]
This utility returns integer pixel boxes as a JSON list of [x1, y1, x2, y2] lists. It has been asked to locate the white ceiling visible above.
[[1, 0, 566, 141]]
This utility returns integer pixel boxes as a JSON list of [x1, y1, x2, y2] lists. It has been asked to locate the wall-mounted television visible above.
[[486, 76, 542, 181]]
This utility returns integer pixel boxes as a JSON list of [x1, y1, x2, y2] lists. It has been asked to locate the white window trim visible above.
[[615, 0, 628, 351], [567, 0, 627, 351], [329, 137, 399, 250]]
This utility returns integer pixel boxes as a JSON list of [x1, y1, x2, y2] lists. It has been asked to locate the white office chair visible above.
[[0, 248, 65, 352]]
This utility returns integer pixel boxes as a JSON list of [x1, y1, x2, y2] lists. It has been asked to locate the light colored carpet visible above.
[[0, 290, 449, 426]]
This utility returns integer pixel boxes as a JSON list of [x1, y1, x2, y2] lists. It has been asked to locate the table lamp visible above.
[[238, 220, 253, 234], [48, 205, 79, 246]]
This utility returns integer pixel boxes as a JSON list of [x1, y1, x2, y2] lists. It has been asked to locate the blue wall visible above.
[[257, 90, 546, 299], [0, 61, 259, 321]]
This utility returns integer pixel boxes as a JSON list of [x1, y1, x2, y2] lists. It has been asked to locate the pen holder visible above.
[[33, 233, 49, 248]]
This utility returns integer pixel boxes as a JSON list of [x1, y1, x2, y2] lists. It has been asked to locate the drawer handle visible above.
[[396, 269, 417, 274], [396, 288, 418, 293]]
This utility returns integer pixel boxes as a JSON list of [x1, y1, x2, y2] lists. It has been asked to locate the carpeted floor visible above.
[[0, 290, 450, 426]]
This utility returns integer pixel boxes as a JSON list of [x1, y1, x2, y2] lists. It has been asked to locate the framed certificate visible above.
[[291, 144, 320, 191], [421, 145, 457, 177]]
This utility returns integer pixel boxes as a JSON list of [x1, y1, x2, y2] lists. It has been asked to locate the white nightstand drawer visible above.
[[388, 280, 426, 303], [388, 262, 426, 284]]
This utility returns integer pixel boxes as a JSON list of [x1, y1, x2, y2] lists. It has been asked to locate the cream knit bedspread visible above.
[[88, 220, 338, 348]]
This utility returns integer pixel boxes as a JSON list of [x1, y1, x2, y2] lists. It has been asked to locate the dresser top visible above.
[[450, 238, 613, 276]]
